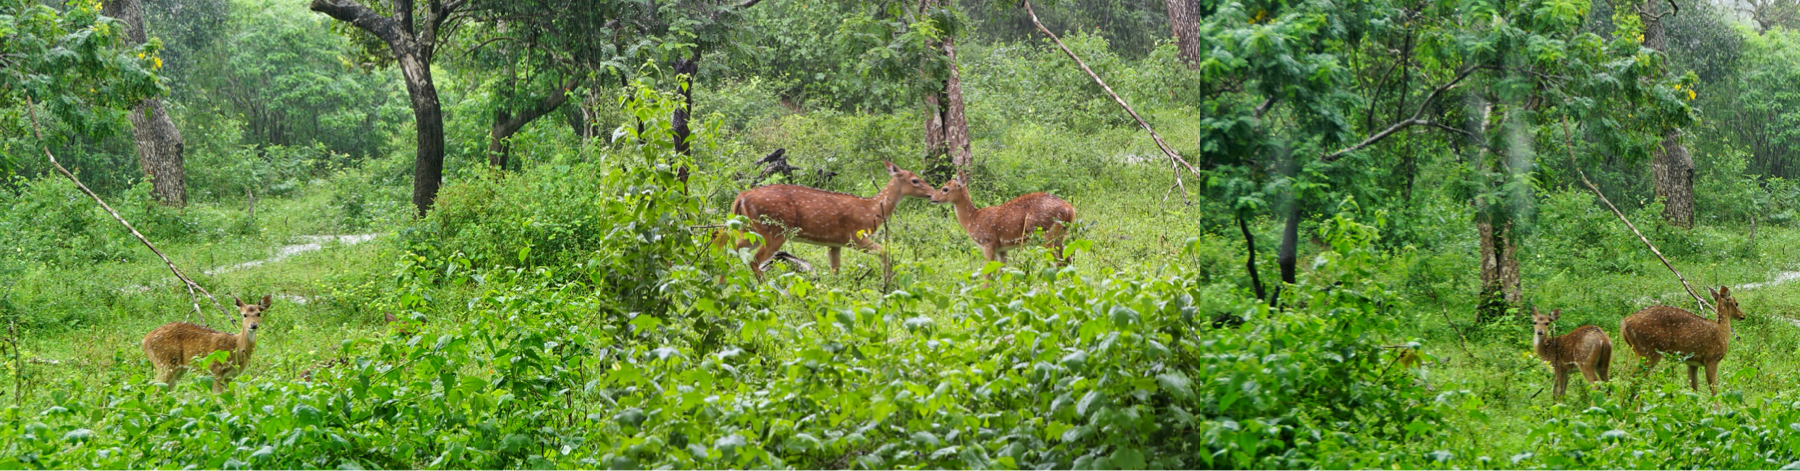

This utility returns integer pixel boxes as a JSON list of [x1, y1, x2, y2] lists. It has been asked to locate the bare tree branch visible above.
[[1560, 117, 1710, 313], [18, 90, 231, 327], [1024, 0, 1201, 203], [1323, 65, 1491, 162]]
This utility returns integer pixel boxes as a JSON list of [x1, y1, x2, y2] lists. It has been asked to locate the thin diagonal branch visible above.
[[1024, 0, 1200, 204], [1324, 65, 1492, 162], [19, 92, 231, 327], [1560, 117, 1710, 313]]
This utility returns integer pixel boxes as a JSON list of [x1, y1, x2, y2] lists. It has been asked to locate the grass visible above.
[[6, 112, 1800, 466]]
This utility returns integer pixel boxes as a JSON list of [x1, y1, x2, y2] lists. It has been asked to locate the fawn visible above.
[[1531, 307, 1613, 397], [1620, 286, 1746, 394], [716, 161, 937, 281], [141, 295, 269, 393], [929, 169, 1076, 265]]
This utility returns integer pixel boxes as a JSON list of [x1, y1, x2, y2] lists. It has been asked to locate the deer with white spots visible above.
[[141, 295, 269, 393], [1619, 286, 1747, 394], [1531, 307, 1612, 397], [717, 161, 938, 282], [930, 169, 1075, 266]]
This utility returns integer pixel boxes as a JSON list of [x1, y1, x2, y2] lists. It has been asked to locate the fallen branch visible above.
[[1559, 117, 1710, 313], [1024, 0, 1201, 204], [20, 93, 231, 328]]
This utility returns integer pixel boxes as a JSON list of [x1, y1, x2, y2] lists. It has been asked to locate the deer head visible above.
[[885, 161, 937, 199], [233, 295, 271, 334], [1531, 307, 1561, 345], [1709, 286, 1746, 320], [930, 169, 971, 205]]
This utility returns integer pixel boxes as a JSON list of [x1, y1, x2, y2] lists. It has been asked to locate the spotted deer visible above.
[[1620, 286, 1746, 394], [141, 295, 269, 393], [929, 169, 1076, 265], [717, 161, 938, 281], [1531, 307, 1612, 397]]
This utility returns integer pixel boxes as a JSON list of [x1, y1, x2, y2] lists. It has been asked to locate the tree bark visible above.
[[921, 0, 970, 181], [1475, 217, 1523, 322], [672, 49, 700, 156], [1277, 203, 1299, 284], [104, 0, 186, 207], [489, 79, 577, 169], [1640, 0, 1696, 227], [310, 0, 453, 217], [1237, 213, 1266, 301], [1165, 0, 1203, 67]]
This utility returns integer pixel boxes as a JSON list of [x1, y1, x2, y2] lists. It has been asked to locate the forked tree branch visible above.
[[1559, 117, 1710, 313], [1024, 0, 1201, 204], [1323, 65, 1492, 162], [18, 92, 232, 327]]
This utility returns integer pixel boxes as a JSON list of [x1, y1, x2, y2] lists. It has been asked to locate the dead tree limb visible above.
[[1560, 117, 1710, 313], [1024, 0, 1201, 204], [1323, 65, 1491, 162], [20, 93, 231, 328]]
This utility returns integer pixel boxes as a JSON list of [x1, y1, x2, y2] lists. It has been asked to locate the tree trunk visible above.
[[1640, 0, 1696, 227], [672, 49, 700, 156], [104, 0, 186, 207], [1165, 0, 1203, 67], [1475, 217, 1523, 322], [1277, 203, 1299, 284], [1237, 213, 1266, 301], [920, 0, 970, 181], [310, 0, 453, 217], [398, 53, 446, 216], [489, 79, 576, 169]]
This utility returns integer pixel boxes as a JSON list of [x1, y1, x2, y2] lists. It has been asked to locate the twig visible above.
[[1024, 0, 1199, 204], [20, 93, 231, 328], [1440, 306, 1474, 358], [1559, 117, 1710, 313]]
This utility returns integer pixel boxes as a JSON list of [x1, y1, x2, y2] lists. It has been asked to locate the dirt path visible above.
[[122, 233, 382, 298]]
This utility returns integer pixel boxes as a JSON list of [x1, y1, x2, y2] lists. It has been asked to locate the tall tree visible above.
[[1639, 0, 1695, 227], [920, 0, 969, 179], [310, 0, 466, 216], [1164, 0, 1202, 66], [103, 0, 186, 206]]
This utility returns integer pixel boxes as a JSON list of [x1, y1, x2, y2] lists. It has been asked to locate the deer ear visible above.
[[1709, 287, 1719, 298], [261, 294, 273, 309], [1532, 307, 1540, 317], [234, 296, 246, 308], [1551, 309, 1561, 321], [1719, 286, 1730, 297], [884, 160, 900, 176], [385, 312, 398, 323], [957, 169, 969, 184]]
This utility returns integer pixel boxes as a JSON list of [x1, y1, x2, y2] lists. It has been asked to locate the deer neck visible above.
[[949, 190, 980, 233], [870, 178, 906, 223], [236, 324, 257, 364], [1715, 307, 1735, 338], [1533, 330, 1556, 362]]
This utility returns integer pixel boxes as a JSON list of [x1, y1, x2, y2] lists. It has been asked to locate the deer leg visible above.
[[849, 236, 893, 288], [828, 247, 842, 274], [1554, 367, 1569, 397], [750, 234, 787, 279], [1704, 361, 1720, 395], [1686, 364, 1701, 391], [1046, 222, 1069, 266], [1579, 362, 1600, 384], [1639, 353, 1662, 378]]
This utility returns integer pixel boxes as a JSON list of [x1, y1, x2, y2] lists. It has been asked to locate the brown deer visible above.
[[1531, 307, 1613, 397], [717, 161, 938, 280], [141, 295, 269, 393], [929, 169, 1076, 265], [1620, 286, 1747, 394]]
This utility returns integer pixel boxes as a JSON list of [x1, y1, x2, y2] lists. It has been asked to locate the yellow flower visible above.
[[1251, 9, 1268, 24], [1687, 89, 1697, 100], [153, 57, 163, 69]]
